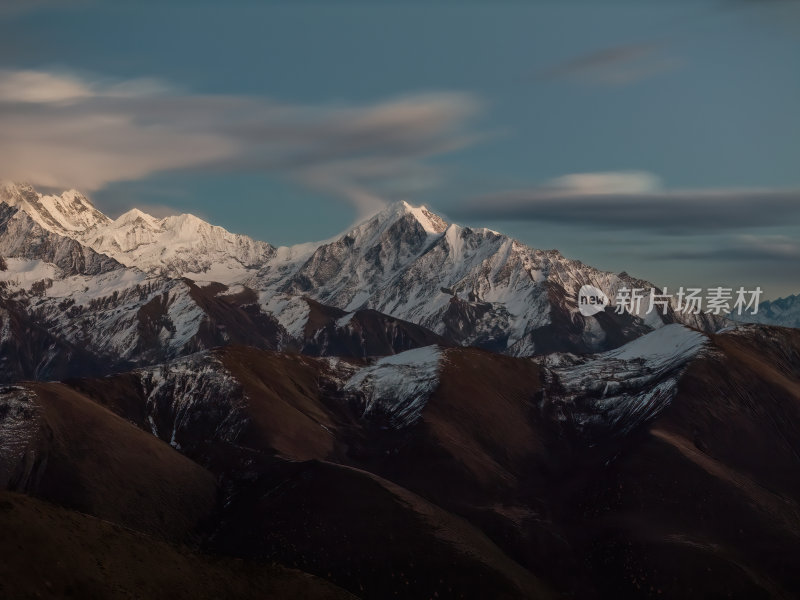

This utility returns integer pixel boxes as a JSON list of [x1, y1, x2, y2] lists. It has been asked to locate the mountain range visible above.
[[735, 293, 800, 329], [0, 181, 725, 381], [1, 181, 799, 599]]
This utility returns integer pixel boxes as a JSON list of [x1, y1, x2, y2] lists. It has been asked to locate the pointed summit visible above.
[[114, 207, 160, 228], [372, 200, 448, 235], [336, 200, 449, 254], [400, 201, 448, 234], [0, 181, 111, 235]]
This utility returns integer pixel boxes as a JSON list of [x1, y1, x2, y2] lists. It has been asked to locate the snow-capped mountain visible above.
[[1, 181, 275, 283], [0, 202, 120, 277], [253, 200, 722, 355], [0, 181, 725, 374], [734, 293, 800, 329], [0, 181, 111, 236], [78, 208, 276, 282]]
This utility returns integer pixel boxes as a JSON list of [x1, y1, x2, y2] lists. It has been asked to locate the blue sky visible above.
[[1, 1, 799, 298]]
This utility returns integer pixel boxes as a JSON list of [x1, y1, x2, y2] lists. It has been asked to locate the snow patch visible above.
[[335, 311, 356, 328], [544, 325, 709, 436], [604, 324, 707, 362], [259, 292, 310, 340], [344, 346, 442, 427]]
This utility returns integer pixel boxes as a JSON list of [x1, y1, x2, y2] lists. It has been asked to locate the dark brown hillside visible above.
[[217, 347, 344, 460], [0, 382, 217, 541], [0, 491, 354, 600], [210, 458, 555, 600], [567, 326, 800, 598], [18, 325, 800, 599]]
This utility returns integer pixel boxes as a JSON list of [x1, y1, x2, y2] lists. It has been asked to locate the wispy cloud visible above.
[[532, 0, 798, 87], [0, 69, 481, 215], [659, 235, 800, 261], [0, 69, 170, 103], [535, 42, 682, 86], [455, 171, 800, 234]]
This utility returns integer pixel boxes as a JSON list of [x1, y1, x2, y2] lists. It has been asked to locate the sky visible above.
[[1, 0, 799, 298]]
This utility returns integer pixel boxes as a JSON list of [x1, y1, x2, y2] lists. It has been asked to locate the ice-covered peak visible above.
[[378, 200, 448, 234], [161, 212, 205, 229], [160, 213, 239, 239], [333, 201, 448, 254], [0, 181, 111, 236], [79, 207, 275, 282], [114, 208, 160, 228]]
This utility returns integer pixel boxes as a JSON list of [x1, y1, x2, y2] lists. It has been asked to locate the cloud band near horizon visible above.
[[456, 172, 800, 235], [0, 69, 481, 216]]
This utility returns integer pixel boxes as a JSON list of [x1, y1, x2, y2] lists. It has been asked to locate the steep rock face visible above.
[[277, 203, 445, 305], [0, 203, 120, 277], [1, 270, 207, 373], [0, 294, 111, 382], [294, 297, 451, 358]]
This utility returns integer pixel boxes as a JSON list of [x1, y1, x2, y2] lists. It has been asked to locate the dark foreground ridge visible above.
[[0, 324, 798, 598]]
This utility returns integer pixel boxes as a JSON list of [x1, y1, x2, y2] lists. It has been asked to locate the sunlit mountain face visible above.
[[1, 1, 798, 598]]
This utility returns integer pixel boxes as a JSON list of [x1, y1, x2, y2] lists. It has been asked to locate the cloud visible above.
[[0, 69, 171, 103], [455, 172, 800, 234], [0, 70, 93, 103], [532, 0, 800, 88], [0, 69, 481, 215], [543, 171, 661, 195], [659, 235, 800, 261], [535, 43, 682, 86]]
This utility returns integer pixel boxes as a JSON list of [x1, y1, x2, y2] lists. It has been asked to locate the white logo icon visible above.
[[578, 285, 609, 317]]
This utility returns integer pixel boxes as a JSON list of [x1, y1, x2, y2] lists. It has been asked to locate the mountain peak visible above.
[[404, 202, 448, 234], [160, 212, 211, 231], [114, 207, 159, 228], [375, 200, 448, 234], [0, 181, 111, 236], [79, 206, 275, 282]]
